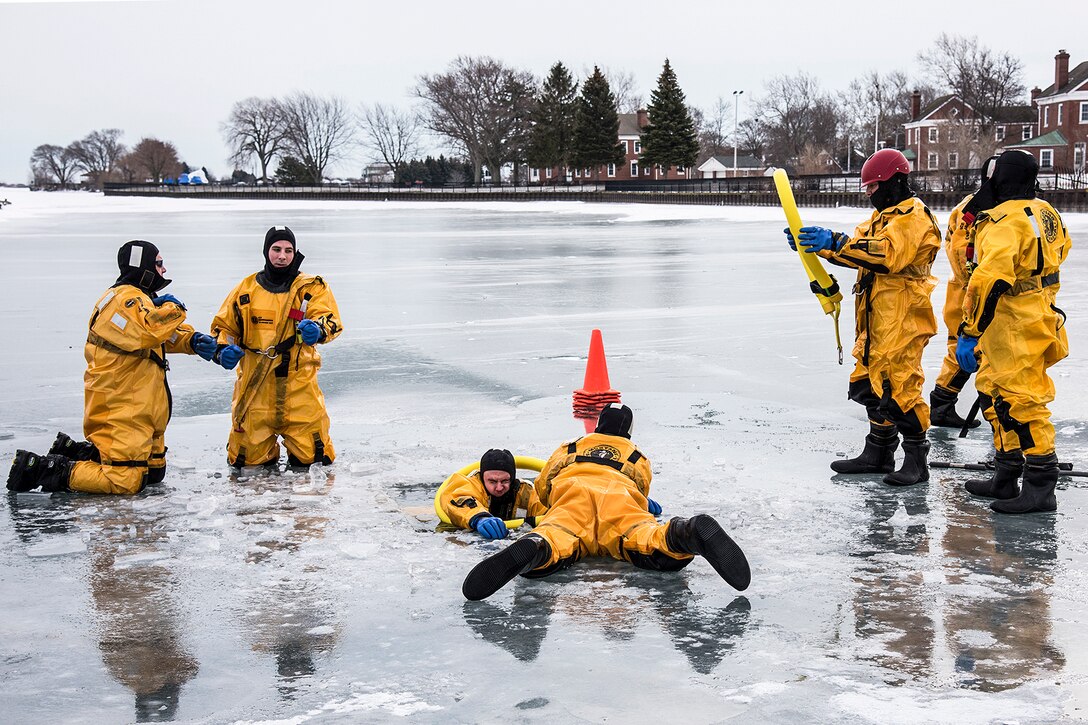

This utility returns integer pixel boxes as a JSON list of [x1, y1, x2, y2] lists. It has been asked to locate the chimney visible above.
[[1055, 49, 1070, 91], [636, 108, 649, 128], [1031, 86, 1041, 109], [910, 90, 921, 121]]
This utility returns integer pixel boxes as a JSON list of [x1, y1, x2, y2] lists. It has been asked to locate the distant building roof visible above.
[[1037, 60, 1088, 97], [618, 113, 642, 136], [995, 105, 1036, 123], [1004, 129, 1068, 148], [699, 154, 763, 171]]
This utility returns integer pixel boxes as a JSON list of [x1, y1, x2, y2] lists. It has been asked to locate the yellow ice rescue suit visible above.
[[211, 272, 342, 467], [817, 197, 942, 434], [961, 198, 1070, 455], [525, 433, 692, 574], [438, 471, 548, 530], [936, 196, 975, 393], [72, 286, 198, 494]]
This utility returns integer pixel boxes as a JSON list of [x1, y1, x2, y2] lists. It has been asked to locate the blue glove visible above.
[[190, 333, 218, 361], [297, 319, 322, 345], [784, 227, 797, 251], [152, 293, 185, 310], [797, 227, 846, 253], [472, 515, 508, 540], [217, 344, 244, 370], [956, 335, 980, 373], [647, 498, 662, 516]]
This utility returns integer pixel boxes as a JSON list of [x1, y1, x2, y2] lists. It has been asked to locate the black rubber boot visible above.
[[831, 423, 898, 474], [883, 435, 930, 486], [665, 515, 751, 591], [991, 453, 1058, 514], [965, 450, 1023, 499], [6, 450, 72, 493], [463, 534, 552, 601], [47, 432, 100, 462], [929, 386, 980, 429]]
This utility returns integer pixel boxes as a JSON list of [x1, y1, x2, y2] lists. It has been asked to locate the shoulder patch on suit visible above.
[[451, 497, 478, 509], [239, 293, 250, 305], [110, 312, 128, 330], [1039, 208, 1059, 242]]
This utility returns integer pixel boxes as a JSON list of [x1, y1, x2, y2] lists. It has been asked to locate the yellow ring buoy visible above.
[[434, 455, 546, 528]]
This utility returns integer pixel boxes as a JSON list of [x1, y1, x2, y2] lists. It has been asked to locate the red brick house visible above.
[[528, 110, 694, 184], [1004, 49, 1088, 173], [901, 92, 1035, 174]]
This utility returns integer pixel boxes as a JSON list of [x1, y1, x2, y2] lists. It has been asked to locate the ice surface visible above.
[[1, 188, 1087, 722]]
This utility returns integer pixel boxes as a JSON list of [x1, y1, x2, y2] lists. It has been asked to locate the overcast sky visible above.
[[1, 0, 1084, 184]]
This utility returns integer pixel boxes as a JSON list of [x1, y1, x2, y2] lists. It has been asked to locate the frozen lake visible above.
[[1, 188, 1087, 723]]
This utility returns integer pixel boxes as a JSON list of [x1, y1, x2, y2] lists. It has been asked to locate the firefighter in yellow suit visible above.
[[786, 149, 942, 486], [210, 226, 342, 469], [6, 240, 220, 494], [956, 150, 1071, 514], [462, 404, 751, 600], [438, 449, 549, 538]]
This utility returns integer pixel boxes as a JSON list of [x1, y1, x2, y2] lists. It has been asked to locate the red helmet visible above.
[[860, 149, 911, 186]]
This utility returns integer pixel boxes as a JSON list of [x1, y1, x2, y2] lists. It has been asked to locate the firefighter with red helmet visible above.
[[785, 149, 942, 486]]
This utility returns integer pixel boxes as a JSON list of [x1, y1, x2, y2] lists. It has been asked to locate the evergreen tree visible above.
[[571, 66, 625, 179], [526, 61, 579, 177], [274, 156, 310, 186], [640, 59, 700, 173]]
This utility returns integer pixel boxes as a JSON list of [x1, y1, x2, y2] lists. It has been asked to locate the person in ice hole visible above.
[[7, 240, 219, 494], [208, 225, 342, 471], [438, 448, 549, 539], [462, 404, 750, 600]]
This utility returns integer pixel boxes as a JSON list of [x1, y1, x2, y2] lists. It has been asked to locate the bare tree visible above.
[[68, 128, 126, 187], [29, 144, 79, 186], [358, 103, 421, 177], [600, 67, 643, 114], [416, 56, 536, 184], [279, 92, 355, 184], [221, 97, 286, 182], [757, 73, 839, 166], [736, 117, 766, 162], [694, 96, 731, 163], [918, 34, 1024, 133], [129, 137, 184, 183]]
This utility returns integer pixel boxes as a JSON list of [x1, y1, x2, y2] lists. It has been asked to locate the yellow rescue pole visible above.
[[772, 168, 844, 364]]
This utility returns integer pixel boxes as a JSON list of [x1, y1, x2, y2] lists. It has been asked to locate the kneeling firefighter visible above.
[[956, 150, 1071, 514], [7, 240, 219, 494], [462, 404, 751, 600], [785, 149, 942, 486], [210, 226, 342, 469]]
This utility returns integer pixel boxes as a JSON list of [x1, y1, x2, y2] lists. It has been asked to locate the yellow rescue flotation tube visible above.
[[434, 455, 546, 529]]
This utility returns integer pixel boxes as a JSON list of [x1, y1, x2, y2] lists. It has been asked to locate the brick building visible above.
[[1004, 49, 1088, 173], [901, 93, 1034, 174]]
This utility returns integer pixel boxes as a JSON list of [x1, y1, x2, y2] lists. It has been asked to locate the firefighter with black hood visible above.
[[461, 404, 751, 601], [7, 240, 219, 494], [928, 156, 998, 428], [438, 448, 549, 538], [955, 150, 1071, 514], [209, 226, 342, 469], [785, 149, 942, 486]]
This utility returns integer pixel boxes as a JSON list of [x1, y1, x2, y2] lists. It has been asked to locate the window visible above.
[[1058, 104, 1064, 125], [1022, 125, 1032, 140], [948, 152, 959, 168], [1040, 149, 1053, 168], [607, 163, 616, 178], [1075, 143, 1086, 170], [928, 152, 939, 170], [971, 126, 980, 142], [530, 168, 539, 181], [545, 167, 552, 179], [574, 169, 581, 178], [1044, 106, 1050, 127], [1081, 102, 1088, 123], [928, 127, 938, 143], [643, 166, 650, 176], [996, 125, 1006, 141], [630, 161, 638, 176], [677, 165, 686, 174], [634, 141, 641, 154], [620, 140, 628, 154], [948, 128, 957, 143]]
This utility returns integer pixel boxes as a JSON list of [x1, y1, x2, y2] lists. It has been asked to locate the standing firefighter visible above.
[[785, 149, 942, 486], [929, 157, 998, 428], [210, 226, 342, 469], [956, 150, 1071, 514], [7, 240, 219, 494], [462, 404, 750, 601]]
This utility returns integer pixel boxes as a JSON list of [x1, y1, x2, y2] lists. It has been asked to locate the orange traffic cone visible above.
[[572, 329, 622, 433]]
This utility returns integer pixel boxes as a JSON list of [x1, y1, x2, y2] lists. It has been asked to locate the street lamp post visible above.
[[732, 90, 744, 176]]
